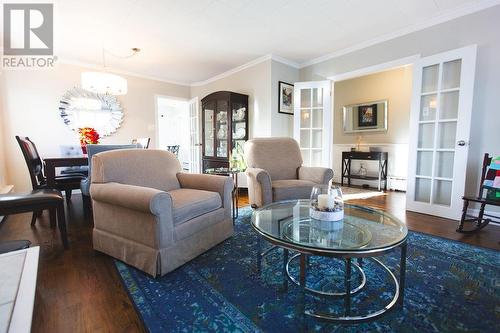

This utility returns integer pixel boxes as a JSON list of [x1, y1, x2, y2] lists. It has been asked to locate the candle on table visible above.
[[318, 193, 335, 210]]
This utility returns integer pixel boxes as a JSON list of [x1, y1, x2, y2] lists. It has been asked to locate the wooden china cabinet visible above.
[[201, 91, 249, 172]]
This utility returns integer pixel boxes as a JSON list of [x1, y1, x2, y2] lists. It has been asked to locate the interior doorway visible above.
[[326, 46, 477, 220], [156, 96, 190, 171], [329, 59, 414, 193]]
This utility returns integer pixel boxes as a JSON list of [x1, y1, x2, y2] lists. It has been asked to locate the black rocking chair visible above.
[[457, 153, 500, 233]]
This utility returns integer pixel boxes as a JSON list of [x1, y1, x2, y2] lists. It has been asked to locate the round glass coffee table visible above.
[[251, 200, 408, 323]]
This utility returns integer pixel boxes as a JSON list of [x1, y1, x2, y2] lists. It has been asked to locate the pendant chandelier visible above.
[[81, 48, 140, 95]]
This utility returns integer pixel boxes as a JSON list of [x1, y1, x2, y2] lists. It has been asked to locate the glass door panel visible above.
[[419, 94, 437, 121], [442, 59, 461, 89], [300, 109, 311, 128], [435, 151, 454, 178], [433, 180, 452, 205], [416, 151, 433, 177], [437, 122, 457, 149], [204, 102, 215, 157], [417, 123, 435, 148], [231, 101, 247, 154], [439, 91, 459, 119], [415, 178, 431, 203], [215, 100, 228, 157], [421, 65, 439, 93]]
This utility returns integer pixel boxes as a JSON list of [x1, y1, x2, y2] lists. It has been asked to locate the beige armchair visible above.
[[90, 149, 233, 277], [244, 137, 333, 207]]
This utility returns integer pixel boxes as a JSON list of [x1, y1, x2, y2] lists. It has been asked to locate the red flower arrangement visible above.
[[78, 127, 100, 154]]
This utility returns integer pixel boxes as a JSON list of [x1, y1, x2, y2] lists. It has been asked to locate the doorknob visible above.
[[457, 140, 467, 146]]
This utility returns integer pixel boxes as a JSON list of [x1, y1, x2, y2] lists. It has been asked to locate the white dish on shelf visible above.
[[233, 127, 246, 139], [233, 107, 246, 121]]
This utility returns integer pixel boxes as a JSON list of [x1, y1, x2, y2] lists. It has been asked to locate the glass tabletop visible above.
[[251, 200, 407, 254]]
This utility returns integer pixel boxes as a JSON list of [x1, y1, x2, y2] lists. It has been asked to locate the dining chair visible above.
[[0, 189, 68, 249], [132, 137, 150, 149], [80, 144, 138, 212], [16, 136, 85, 226]]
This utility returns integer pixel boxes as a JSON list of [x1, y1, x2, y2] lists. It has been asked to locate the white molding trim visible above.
[[59, 53, 300, 89], [57, 58, 192, 87], [270, 54, 300, 69], [190, 54, 272, 87], [328, 55, 420, 81], [190, 53, 299, 87], [300, 0, 500, 68]]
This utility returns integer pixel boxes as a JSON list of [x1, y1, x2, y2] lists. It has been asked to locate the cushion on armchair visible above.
[[272, 179, 316, 202], [169, 188, 222, 225]]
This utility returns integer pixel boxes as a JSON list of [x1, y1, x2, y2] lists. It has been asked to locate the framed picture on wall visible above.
[[358, 104, 378, 127], [278, 81, 294, 115]]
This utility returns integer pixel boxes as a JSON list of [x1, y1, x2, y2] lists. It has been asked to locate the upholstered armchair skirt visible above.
[[90, 149, 234, 277], [244, 137, 333, 207]]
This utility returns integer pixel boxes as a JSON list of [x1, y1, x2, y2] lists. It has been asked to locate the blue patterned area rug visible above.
[[115, 207, 499, 332]]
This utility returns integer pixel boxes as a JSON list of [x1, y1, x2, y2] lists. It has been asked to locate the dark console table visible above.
[[341, 151, 388, 191]]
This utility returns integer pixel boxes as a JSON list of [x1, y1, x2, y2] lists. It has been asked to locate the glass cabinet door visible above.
[[232, 102, 247, 153], [204, 102, 215, 157], [215, 100, 228, 157]]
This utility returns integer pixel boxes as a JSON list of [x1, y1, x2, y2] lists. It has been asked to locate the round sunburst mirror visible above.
[[59, 87, 124, 136]]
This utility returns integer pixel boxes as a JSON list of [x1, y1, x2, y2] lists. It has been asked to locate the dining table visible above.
[[44, 156, 88, 188]]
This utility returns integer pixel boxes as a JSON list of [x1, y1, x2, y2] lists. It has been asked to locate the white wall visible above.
[[334, 66, 412, 144], [270, 60, 299, 137], [0, 62, 190, 192], [190, 59, 299, 139], [300, 5, 500, 197], [190, 60, 272, 138]]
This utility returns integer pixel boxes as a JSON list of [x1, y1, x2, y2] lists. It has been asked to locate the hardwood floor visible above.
[[0, 189, 498, 332]]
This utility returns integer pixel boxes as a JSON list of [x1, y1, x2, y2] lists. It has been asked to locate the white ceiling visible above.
[[41, 0, 500, 84]]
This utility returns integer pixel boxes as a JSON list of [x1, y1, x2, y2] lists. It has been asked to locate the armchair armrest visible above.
[[245, 167, 272, 207], [177, 173, 233, 210], [90, 182, 172, 216], [298, 166, 333, 185]]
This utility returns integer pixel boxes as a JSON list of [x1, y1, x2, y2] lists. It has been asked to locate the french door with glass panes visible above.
[[406, 46, 477, 220], [293, 81, 332, 167], [188, 97, 201, 173]]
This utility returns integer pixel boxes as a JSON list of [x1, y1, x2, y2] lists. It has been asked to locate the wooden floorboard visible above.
[[0, 189, 498, 332]]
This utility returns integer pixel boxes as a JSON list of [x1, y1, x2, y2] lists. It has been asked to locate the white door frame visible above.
[[293, 80, 332, 167], [188, 96, 202, 173], [326, 54, 420, 173], [154, 94, 191, 149]]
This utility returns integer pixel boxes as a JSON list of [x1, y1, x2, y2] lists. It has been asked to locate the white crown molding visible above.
[[57, 58, 192, 87], [270, 54, 300, 69], [190, 54, 299, 87], [190, 54, 272, 87], [300, 0, 500, 68]]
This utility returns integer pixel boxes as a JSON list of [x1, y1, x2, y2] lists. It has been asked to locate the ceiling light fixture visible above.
[[81, 48, 140, 95]]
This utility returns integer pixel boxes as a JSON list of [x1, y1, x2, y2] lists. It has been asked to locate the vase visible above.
[[310, 184, 344, 221], [81, 144, 87, 154]]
